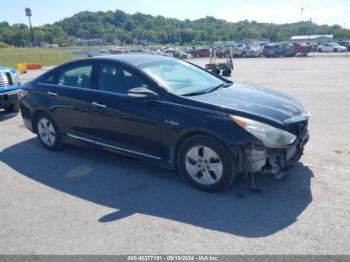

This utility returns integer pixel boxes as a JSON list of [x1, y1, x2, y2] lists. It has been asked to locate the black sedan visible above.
[[19, 54, 309, 191]]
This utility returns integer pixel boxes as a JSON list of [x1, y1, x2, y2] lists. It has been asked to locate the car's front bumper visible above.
[[0, 88, 20, 109], [243, 127, 310, 175]]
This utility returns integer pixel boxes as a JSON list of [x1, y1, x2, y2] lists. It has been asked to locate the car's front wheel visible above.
[[36, 112, 63, 151], [178, 135, 238, 192]]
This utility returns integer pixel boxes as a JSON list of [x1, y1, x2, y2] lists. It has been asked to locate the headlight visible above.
[[231, 115, 296, 147]]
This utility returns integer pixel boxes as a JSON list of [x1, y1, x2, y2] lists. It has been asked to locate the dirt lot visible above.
[[0, 55, 350, 254]]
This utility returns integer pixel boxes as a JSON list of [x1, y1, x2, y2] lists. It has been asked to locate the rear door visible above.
[[89, 61, 163, 159], [44, 62, 97, 139]]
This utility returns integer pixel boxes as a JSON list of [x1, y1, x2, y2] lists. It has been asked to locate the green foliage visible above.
[[0, 42, 10, 48], [1, 10, 350, 47]]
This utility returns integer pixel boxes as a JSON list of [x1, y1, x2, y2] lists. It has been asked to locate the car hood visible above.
[[185, 82, 305, 124]]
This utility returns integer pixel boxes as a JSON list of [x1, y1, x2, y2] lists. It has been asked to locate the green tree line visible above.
[[1, 9, 350, 47]]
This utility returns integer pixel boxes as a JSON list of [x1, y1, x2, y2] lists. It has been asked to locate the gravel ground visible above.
[[0, 55, 349, 255]]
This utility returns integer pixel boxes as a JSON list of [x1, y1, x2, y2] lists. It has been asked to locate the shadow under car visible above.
[[0, 138, 313, 237]]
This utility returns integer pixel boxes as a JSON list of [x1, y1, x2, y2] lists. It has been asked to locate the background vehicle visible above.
[[292, 42, 312, 54], [0, 66, 21, 113], [337, 40, 350, 51], [19, 55, 309, 192], [317, 43, 347, 52], [262, 43, 296, 57], [232, 44, 261, 58], [191, 48, 211, 58], [162, 48, 189, 59]]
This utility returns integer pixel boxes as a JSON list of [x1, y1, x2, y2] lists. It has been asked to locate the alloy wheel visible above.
[[185, 145, 223, 186], [38, 118, 56, 147]]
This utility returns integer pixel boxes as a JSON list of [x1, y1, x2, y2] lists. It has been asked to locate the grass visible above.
[[0, 47, 102, 69], [0, 44, 193, 69]]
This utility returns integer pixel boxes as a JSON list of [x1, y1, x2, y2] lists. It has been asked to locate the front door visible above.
[[89, 62, 162, 159]]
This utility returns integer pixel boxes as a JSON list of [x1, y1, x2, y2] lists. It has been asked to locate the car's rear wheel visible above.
[[36, 112, 62, 151], [318, 48, 322, 52], [178, 135, 238, 192], [333, 48, 338, 52], [241, 52, 247, 58]]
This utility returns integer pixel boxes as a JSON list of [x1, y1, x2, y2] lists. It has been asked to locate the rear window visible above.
[[57, 64, 93, 89]]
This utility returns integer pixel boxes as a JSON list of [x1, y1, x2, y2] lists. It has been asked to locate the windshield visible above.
[[140, 60, 224, 96]]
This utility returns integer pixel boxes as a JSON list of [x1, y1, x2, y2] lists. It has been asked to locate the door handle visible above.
[[91, 102, 106, 108], [48, 92, 58, 97]]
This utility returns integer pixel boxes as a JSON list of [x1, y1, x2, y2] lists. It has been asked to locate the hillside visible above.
[[1, 9, 350, 47]]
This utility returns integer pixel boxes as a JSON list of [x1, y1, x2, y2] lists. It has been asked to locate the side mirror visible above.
[[127, 87, 159, 100]]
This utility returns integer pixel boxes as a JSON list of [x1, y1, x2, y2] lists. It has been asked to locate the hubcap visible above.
[[38, 118, 56, 146], [185, 145, 223, 186]]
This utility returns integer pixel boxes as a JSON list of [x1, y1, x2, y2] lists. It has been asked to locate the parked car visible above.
[[191, 48, 211, 58], [262, 43, 296, 57], [232, 44, 261, 58], [317, 43, 347, 52], [0, 66, 21, 113], [19, 55, 310, 192], [162, 48, 189, 59], [292, 42, 312, 54], [337, 40, 350, 51]]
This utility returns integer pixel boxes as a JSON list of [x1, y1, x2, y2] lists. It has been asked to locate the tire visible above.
[[333, 48, 338, 52], [274, 52, 280, 58], [5, 102, 19, 113], [211, 69, 221, 75], [318, 48, 322, 52], [177, 135, 238, 192], [35, 112, 63, 151], [241, 52, 246, 58], [222, 69, 231, 77]]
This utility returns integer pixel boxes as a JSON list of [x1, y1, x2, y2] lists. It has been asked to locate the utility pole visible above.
[[25, 8, 35, 47], [300, 7, 304, 21], [308, 18, 312, 41]]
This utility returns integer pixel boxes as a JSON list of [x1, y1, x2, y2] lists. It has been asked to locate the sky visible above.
[[1, 0, 350, 28]]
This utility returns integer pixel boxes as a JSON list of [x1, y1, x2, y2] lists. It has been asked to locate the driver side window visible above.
[[98, 63, 148, 94]]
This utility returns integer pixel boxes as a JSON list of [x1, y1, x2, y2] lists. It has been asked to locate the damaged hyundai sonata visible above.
[[19, 54, 309, 192]]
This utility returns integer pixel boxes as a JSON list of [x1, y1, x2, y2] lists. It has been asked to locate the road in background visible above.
[[0, 55, 349, 254]]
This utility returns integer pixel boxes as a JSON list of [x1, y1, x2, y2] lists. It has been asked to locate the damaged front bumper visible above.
[[243, 128, 309, 175]]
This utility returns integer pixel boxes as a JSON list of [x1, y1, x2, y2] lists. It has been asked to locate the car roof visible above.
[[93, 54, 176, 67]]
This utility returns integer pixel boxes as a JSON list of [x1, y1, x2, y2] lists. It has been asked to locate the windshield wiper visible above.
[[207, 83, 232, 93], [182, 91, 209, 96], [182, 83, 232, 97]]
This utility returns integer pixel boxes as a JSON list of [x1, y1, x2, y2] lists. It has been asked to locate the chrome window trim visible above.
[[38, 83, 128, 97], [66, 133, 161, 160]]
